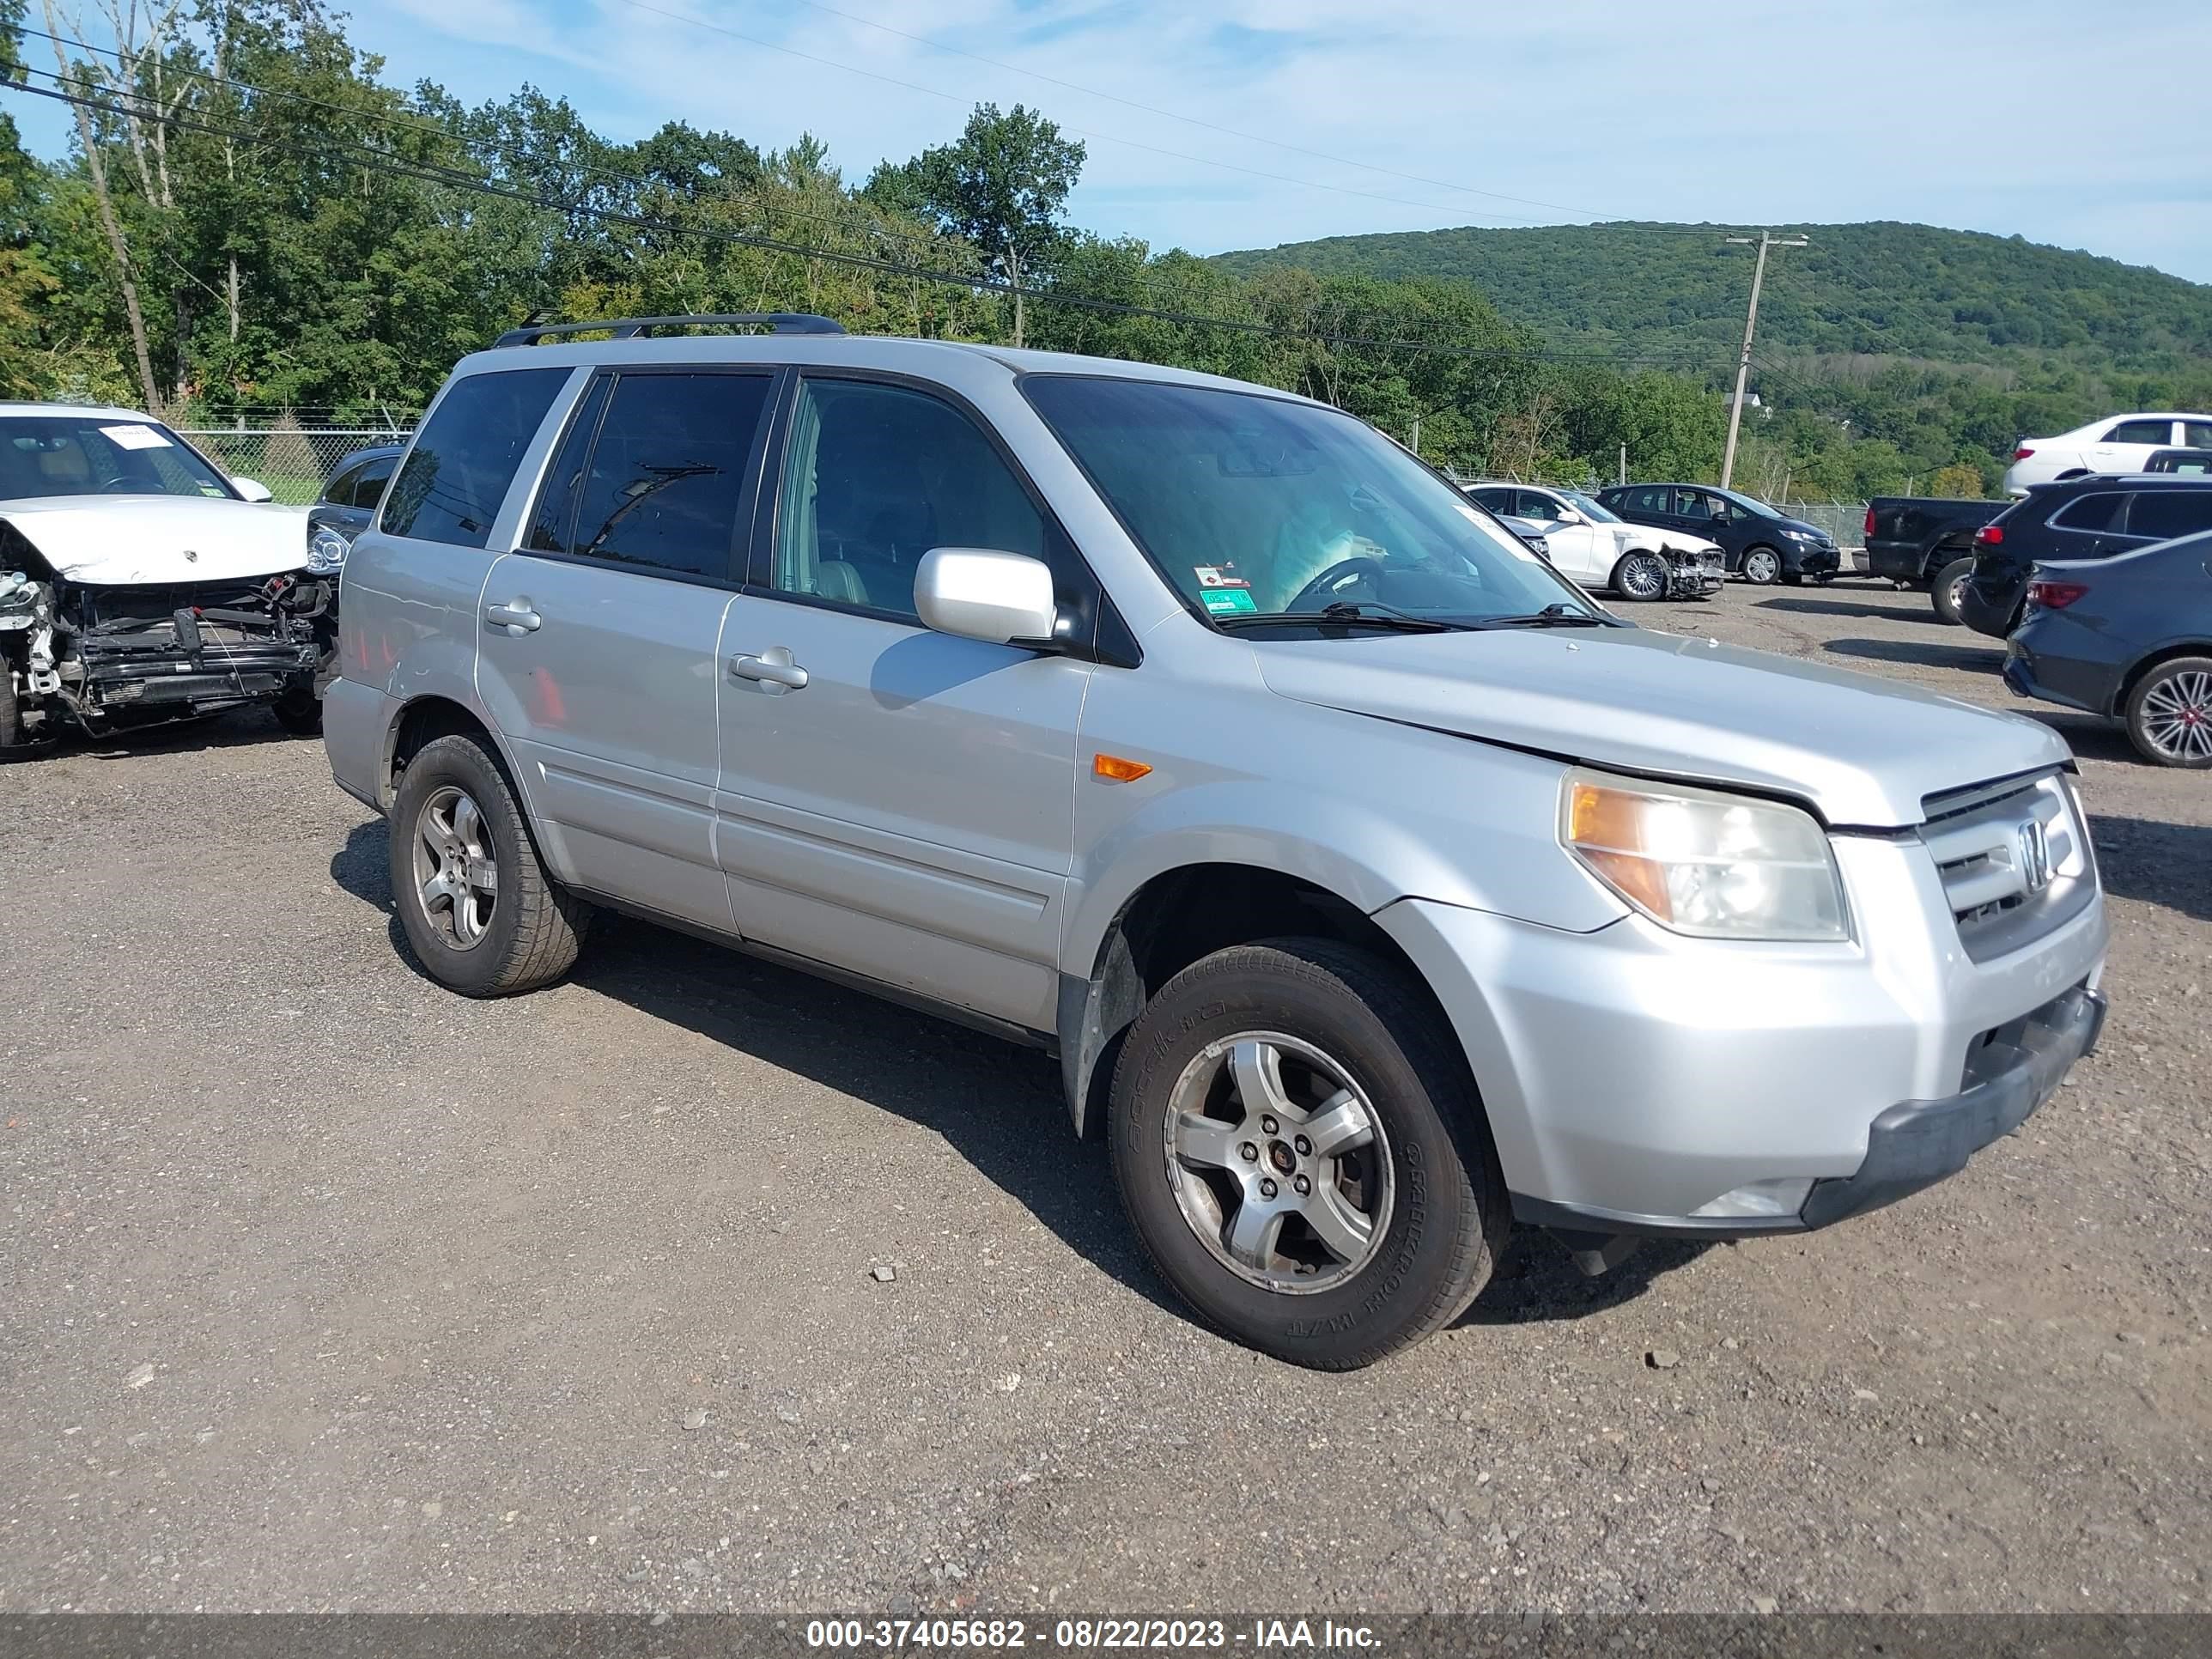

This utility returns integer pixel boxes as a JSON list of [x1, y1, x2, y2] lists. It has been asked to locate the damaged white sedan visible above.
[[0, 404, 335, 750]]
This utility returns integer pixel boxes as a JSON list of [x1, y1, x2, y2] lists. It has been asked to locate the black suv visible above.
[[1594, 482, 1840, 584], [1958, 474, 2212, 639]]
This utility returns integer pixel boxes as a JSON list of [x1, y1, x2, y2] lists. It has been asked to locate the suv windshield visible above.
[[1024, 377, 1590, 626], [0, 415, 236, 501]]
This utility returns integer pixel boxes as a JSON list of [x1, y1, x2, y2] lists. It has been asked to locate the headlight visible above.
[[305, 526, 351, 574], [1560, 768, 1848, 941]]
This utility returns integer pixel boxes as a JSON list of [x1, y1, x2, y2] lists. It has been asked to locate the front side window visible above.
[[353, 453, 398, 509], [525, 370, 771, 580], [1024, 376, 1584, 624], [771, 377, 1048, 621], [1673, 488, 1718, 520], [384, 368, 568, 548], [1520, 489, 1564, 520], [2104, 418, 2174, 446], [2126, 490, 2212, 544], [0, 416, 235, 501]]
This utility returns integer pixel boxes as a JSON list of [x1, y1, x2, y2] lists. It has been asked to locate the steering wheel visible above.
[[96, 475, 141, 494], [1285, 556, 1385, 613]]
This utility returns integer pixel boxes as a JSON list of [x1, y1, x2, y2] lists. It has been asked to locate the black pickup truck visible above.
[[1864, 497, 2008, 623]]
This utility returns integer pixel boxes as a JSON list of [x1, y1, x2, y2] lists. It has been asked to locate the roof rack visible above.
[[493, 313, 847, 347]]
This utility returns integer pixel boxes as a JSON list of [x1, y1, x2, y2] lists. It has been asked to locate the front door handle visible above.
[[731, 645, 809, 691], [484, 599, 542, 635]]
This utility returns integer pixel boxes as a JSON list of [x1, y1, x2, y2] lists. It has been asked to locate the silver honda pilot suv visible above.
[[324, 315, 2109, 1369]]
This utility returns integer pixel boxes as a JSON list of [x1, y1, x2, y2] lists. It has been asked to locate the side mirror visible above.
[[1556, 507, 1585, 525], [914, 547, 1058, 646], [232, 477, 274, 503]]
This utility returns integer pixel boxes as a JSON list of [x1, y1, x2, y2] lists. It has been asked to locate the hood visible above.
[[0, 495, 307, 585], [1254, 626, 2069, 828], [1620, 526, 1721, 557]]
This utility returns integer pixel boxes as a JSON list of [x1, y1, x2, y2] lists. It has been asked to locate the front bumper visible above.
[[1784, 540, 1842, 577], [1372, 838, 2108, 1237]]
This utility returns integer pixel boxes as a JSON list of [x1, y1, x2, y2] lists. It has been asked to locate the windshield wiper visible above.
[[1213, 601, 1462, 633], [1474, 603, 1612, 629]]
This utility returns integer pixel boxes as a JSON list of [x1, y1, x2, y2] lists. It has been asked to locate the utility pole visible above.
[[1720, 231, 1807, 490], [1618, 443, 1627, 487]]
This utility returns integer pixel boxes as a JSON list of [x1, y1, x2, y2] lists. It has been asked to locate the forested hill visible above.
[[1212, 222, 2212, 377]]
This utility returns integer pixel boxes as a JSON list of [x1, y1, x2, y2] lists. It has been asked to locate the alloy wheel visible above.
[[1620, 556, 1665, 600], [2141, 670, 2212, 762], [412, 785, 499, 949], [1161, 1032, 1394, 1294]]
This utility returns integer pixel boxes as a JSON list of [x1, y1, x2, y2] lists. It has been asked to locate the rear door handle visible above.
[[730, 646, 809, 691], [484, 599, 542, 635]]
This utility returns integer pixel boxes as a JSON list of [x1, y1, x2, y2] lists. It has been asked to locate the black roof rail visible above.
[[493, 313, 847, 348]]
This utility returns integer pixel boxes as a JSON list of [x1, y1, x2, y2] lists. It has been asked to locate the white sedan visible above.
[[1463, 483, 1723, 600], [2004, 412, 2212, 495]]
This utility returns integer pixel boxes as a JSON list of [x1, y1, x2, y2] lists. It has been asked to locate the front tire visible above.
[[2124, 657, 2212, 768], [388, 732, 592, 994], [1108, 939, 1508, 1370], [1740, 546, 1783, 585], [1930, 556, 1975, 626], [271, 688, 323, 736], [1610, 551, 1668, 602]]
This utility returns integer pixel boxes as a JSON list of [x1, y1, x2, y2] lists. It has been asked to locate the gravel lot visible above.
[[3, 576, 2207, 1616]]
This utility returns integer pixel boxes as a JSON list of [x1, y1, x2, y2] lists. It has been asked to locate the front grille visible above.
[[1921, 773, 2093, 960]]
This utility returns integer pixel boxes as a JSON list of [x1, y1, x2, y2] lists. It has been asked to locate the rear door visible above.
[[476, 366, 777, 933], [2087, 418, 2180, 474], [711, 371, 1094, 1030], [2038, 489, 2135, 562]]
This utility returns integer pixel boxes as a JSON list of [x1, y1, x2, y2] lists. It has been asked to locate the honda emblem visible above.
[[2017, 819, 2052, 893]]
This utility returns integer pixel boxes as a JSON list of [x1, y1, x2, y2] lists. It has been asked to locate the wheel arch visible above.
[[2112, 641, 2212, 718], [1055, 860, 1458, 1140]]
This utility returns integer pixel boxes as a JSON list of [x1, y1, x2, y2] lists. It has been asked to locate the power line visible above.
[[4, 75, 1717, 375], [708, 0, 1632, 222]]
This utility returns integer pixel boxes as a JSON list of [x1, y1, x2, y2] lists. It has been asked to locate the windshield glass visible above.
[[1024, 377, 1590, 625], [0, 416, 236, 501], [1713, 486, 1782, 519], [1559, 489, 1620, 523]]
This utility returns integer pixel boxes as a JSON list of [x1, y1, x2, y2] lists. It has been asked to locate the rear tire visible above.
[[1930, 556, 1975, 625], [1610, 551, 1668, 602], [2124, 656, 2212, 768], [1741, 546, 1782, 585], [388, 732, 592, 995], [1108, 939, 1509, 1370]]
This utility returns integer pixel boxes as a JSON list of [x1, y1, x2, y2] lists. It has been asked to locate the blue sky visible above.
[[15, 0, 2212, 283]]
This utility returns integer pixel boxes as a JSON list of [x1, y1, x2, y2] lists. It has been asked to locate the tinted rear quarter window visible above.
[[2127, 489, 2212, 544], [2051, 492, 2125, 532], [384, 368, 568, 548], [319, 462, 364, 508]]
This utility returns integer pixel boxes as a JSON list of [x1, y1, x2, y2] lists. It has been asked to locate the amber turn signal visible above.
[[1093, 753, 1152, 782]]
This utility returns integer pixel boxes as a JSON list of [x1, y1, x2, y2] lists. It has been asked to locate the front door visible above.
[[1521, 489, 1607, 585], [712, 373, 1091, 1031], [477, 366, 776, 933]]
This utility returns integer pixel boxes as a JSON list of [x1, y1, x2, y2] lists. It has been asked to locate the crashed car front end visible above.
[[1656, 542, 1725, 598], [1, 527, 332, 744]]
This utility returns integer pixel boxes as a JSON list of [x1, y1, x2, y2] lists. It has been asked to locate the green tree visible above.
[[866, 103, 1084, 347]]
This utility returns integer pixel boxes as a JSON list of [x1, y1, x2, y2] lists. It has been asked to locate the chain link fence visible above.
[[176, 426, 414, 506]]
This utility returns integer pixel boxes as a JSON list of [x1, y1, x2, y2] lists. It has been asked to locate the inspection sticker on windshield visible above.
[[100, 423, 172, 450], [1202, 586, 1259, 615]]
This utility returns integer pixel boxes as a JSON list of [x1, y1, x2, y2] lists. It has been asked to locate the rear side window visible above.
[[384, 368, 568, 548], [1625, 485, 1667, 513], [2103, 418, 2173, 446], [2127, 490, 2212, 544], [2050, 492, 2125, 532], [526, 370, 773, 580]]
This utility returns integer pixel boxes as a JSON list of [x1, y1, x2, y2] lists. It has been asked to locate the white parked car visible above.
[[0, 404, 334, 750], [1464, 483, 1723, 600], [2004, 413, 2212, 495]]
